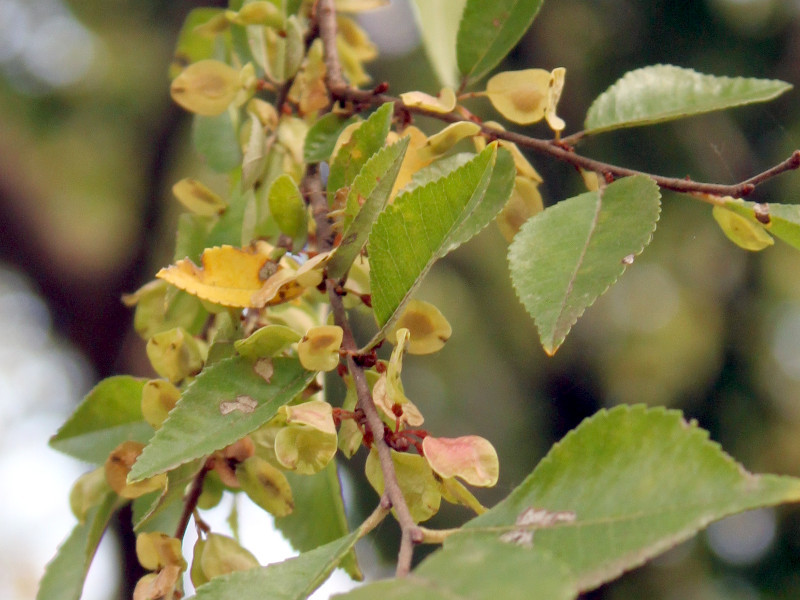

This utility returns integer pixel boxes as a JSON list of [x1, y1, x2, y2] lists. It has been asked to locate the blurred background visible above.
[[4, 0, 800, 598]]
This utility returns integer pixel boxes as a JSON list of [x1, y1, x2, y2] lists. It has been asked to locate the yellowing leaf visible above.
[[545, 67, 566, 133], [170, 59, 240, 116], [420, 121, 482, 160], [157, 244, 271, 308], [496, 176, 544, 242], [337, 16, 377, 61], [373, 329, 424, 426], [400, 88, 457, 113], [172, 178, 227, 216], [486, 69, 552, 125], [388, 125, 434, 196], [422, 435, 499, 487], [712, 204, 774, 251], [335, 0, 389, 12], [225, 2, 283, 27]]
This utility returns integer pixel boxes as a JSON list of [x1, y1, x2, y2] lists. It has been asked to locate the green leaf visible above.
[[410, 0, 466, 88], [338, 406, 800, 599], [509, 175, 661, 355], [456, 0, 545, 85], [193, 111, 243, 173], [188, 531, 360, 600], [722, 198, 800, 251], [304, 113, 358, 163], [327, 137, 410, 280], [367, 145, 513, 342], [275, 463, 362, 580], [129, 356, 315, 481], [37, 493, 119, 600], [175, 213, 213, 264], [327, 103, 393, 202], [268, 174, 308, 242], [466, 405, 800, 593], [584, 65, 792, 134], [205, 186, 250, 248], [170, 8, 224, 79], [334, 535, 575, 600], [50, 376, 151, 464]]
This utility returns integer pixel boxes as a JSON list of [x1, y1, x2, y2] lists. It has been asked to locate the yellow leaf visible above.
[[172, 178, 227, 216], [545, 67, 566, 133], [496, 176, 544, 242], [157, 244, 272, 308], [335, 0, 389, 12], [712, 205, 774, 251], [388, 126, 434, 196], [486, 69, 552, 125], [400, 88, 457, 114], [420, 121, 482, 160]]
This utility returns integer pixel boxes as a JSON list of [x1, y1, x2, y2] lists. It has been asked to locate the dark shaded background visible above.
[[5, 0, 800, 598]]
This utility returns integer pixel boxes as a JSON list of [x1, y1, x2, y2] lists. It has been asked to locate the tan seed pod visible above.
[[387, 299, 452, 355], [170, 59, 240, 116], [104, 441, 166, 499]]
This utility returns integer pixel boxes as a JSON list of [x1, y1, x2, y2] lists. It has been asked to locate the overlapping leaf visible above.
[[456, 0, 545, 85], [509, 175, 661, 355], [367, 145, 514, 342], [410, 0, 465, 88], [304, 113, 358, 163], [327, 137, 409, 279], [584, 65, 792, 134], [129, 356, 314, 481], [327, 103, 393, 201], [275, 464, 361, 580], [193, 112, 243, 173], [337, 406, 800, 599], [36, 493, 119, 600], [188, 531, 359, 600], [50, 376, 150, 465], [721, 198, 800, 250]]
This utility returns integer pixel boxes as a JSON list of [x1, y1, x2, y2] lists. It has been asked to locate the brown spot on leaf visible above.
[[219, 395, 258, 415], [253, 358, 274, 382]]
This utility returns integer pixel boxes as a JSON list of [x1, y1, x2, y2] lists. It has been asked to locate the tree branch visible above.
[[313, 0, 800, 200], [304, 163, 422, 577]]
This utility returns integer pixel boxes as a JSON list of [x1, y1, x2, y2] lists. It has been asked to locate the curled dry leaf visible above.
[[422, 435, 500, 487], [400, 87, 457, 113], [421, 121, 482, 160]]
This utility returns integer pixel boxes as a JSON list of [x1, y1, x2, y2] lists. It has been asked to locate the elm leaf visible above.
[[456, 0, 545, 85], [585, 65, 792, 134], [129, 356, 314, 481], [509, 175, 661, 355]]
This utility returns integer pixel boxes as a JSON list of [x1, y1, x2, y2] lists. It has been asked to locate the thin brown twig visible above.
[[304, 157, 422, 576], [174, 464, 210, 540], [313, 0, 800, 199]]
